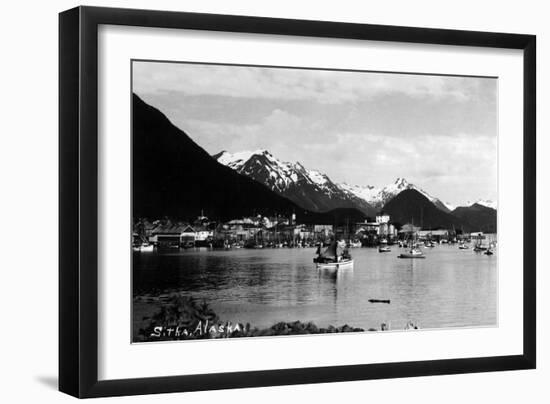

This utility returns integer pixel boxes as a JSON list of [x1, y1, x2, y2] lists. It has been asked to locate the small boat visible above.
[[133, 243, 154, 252], [404, 321, 419, 330], [473, 233, 488, 252], [484, 241, 495, 255], [349, 240, 362, 248], [398, 248, 425, 259], [379, 246, 391, 253], [398, 221, 425, 258], [369, 299, 390, 304], [458, 243, 470, 250], [316, 259, 354, 270], [314, 239, 353, 270]]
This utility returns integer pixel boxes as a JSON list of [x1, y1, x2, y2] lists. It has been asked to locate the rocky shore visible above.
[[133, 294, 368, 342]]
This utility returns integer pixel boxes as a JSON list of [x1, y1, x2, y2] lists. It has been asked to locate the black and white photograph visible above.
[[131, 60, 498, 342], [1, 0, 544, 401]]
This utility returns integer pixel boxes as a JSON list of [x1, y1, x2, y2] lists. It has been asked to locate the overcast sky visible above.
[[133, 61, 497, 206]]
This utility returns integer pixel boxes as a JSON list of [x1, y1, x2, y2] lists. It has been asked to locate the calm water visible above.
[[133, 244, 497, 331]]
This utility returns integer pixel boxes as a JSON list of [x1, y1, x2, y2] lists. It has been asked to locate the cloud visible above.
[[133, 61, 497, 205], [178, 108, 308, 157], [133, 61, 491, 105]]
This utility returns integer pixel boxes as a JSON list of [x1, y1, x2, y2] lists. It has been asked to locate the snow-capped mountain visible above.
[[213, 150, 377, 216], [471, 199, 497, 210], [337, 183, 380, 206], [340, 178, 452, 213], [214, 150, 493, 217], [443, 202, 457, 212], [450, 199, 497, 211]]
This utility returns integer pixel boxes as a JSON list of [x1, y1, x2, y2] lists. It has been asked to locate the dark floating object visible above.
[[369, 299, 391, 304]]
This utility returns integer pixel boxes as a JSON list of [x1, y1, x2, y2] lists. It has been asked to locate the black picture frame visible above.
[[59, 6, 536, 398]]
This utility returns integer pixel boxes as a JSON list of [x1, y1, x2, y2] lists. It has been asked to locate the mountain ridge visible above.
[[214, 150, 377, 217], [382, 189, 466, 230], [339, 177, 452, 213], [133, 95, 496, 233], [133, 95, 308, 221], [451, 203, 497, 233], [215, 150, 456, 215]]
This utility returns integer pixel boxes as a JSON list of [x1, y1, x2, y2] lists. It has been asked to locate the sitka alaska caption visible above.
[[131, 61, 497, 342]]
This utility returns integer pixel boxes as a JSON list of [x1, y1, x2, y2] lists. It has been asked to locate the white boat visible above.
[[134, 243, 154, 252], [314, 240, 353, 270], [398, 248, 425, 259], [379, 246, 391, 253], [316, 259, 354, 270], [484, 241, 496, 255], [398, 221, 425, 258]]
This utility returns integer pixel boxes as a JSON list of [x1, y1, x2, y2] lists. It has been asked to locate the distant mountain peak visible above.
[[474, 199, 497, 210], [216, 149, 272, 166], [455, 199, 497, 210], [340, 177, 450, 213], [382, 188, 463, 230], [394, 177, 409, 186]]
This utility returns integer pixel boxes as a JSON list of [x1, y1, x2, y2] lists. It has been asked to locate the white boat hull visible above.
[[135, 244, 154, 252], [398, 250, 425, 258], [316, 259, 354, 270]]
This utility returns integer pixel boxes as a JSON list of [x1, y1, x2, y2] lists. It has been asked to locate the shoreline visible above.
[[133, 294, 372, 342]]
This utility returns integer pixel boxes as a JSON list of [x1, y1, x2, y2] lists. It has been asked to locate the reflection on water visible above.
[[133, 245, 497, 330]]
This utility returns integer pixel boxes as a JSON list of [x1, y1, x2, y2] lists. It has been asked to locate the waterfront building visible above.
[[376, 213, 390, 224], [149, 222, 191, 248]]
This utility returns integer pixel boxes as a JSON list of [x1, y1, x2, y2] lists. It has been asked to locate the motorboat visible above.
[[398, 248, 425, 259], [398, 222, 425, 258], [133, 243, 154, 252]]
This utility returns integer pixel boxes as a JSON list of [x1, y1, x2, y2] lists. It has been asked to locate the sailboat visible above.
[[378, 238, 391, 253], [473, 233, 487, 252], [314, 239, 354, 270], [398, 247, 425, 259], [398, 220, 425, 259], [135, 243, 154, 252], [133, 220, 155, 252]]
